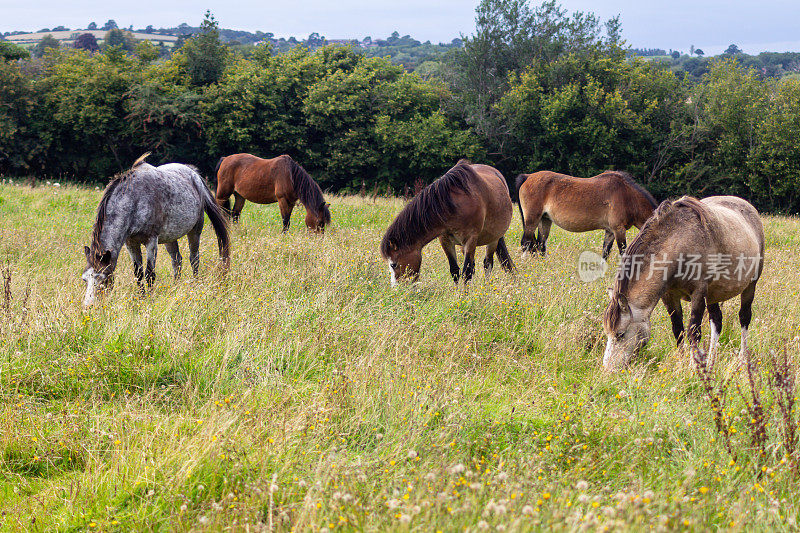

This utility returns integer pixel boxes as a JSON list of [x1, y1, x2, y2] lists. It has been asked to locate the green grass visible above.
[[2, 180, 800, 531]]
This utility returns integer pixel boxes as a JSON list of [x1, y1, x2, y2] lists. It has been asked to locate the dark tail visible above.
[[515, 174, 528, 228], [192, 174, 230, 266], [286, 156, 330, 226], [213, 157, 225, 183]]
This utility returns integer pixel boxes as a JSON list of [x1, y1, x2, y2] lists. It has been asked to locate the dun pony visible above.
[[602, 195, 764, 371], [516, 170, 657, 259]]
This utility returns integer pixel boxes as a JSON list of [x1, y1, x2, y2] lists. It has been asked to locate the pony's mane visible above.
[[88, 154, 150, 267], [605, 195, 709, 332], [287, 156, 330, 224], [381, 160, 477, 256], [601, 170, 658, 208]]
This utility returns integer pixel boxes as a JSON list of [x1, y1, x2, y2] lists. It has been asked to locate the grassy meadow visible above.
[[3, 180, 800, 531]]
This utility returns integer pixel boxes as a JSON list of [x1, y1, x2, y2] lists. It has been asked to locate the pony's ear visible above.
[[84, 246, 90, 260]]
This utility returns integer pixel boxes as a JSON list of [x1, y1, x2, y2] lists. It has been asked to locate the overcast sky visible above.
[[1, 0, 799, 55]]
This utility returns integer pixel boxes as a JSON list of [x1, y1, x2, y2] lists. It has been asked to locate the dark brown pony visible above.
[[380, 160, 515, 285], [215, 153, 331, 232], [516, 170, 657, 259]]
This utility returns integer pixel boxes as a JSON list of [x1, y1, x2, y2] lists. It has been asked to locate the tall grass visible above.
[[2, 181, 800, 530]]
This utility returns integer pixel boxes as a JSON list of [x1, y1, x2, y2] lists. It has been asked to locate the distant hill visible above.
[[4, 30, 177, 46]]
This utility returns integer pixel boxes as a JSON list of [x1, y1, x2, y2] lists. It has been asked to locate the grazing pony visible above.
[[516, 170, 657, 258], [81, 154, 230, 307], [214, 153, 331, 232], [380, 160, 515, 285], [602, 196, 764, 371]]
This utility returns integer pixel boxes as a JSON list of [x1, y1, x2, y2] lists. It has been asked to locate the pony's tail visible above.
[[192, 174, 231, 267], [132, 152, 151, 169], [286, 156, 330, 225], [515, 174, 528, 228], [213, 157, 225, 183]]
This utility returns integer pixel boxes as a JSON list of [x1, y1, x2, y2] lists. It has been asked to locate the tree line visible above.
[[2, 1, 800, 212]]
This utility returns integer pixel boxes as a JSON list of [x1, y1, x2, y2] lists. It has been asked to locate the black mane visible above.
[[381, 160, 477, 256], [287, 156, 330, 225]]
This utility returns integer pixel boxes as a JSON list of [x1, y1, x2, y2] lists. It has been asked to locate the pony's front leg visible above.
[[688, 285, 708, 367], [461, 237, 478, 284], [278, 197, 294, 232], [602, 230, 615, 260], [439, 235, 460, 284], [707, 303, 723, 371], [614, 228, 628, 256], [144, 236, 158, 290], [126, 242, 145, 294]]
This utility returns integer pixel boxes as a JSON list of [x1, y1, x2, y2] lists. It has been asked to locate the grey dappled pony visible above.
[[82, 154, 230, 306]]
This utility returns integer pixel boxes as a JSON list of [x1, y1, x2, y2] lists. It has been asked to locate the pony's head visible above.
[[82, 246, 116, 307], [381, 240, 421, 287], [602, 289, 650, 370], [305, 202, 331, 233]]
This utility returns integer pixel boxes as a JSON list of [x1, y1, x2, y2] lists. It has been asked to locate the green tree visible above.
[[724, 44, 742, 55], [498, 53, 688, 182], [34, 34, 60, 58], [0, 40, 30, 61], [180, 10, 228, 86], [104, 29, 136, 52], [445, 0, 622, 167]]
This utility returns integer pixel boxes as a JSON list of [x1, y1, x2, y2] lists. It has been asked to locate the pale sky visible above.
[[2, 0, 799, 55]]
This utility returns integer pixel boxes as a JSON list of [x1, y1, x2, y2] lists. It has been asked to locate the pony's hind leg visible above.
[[165, 241, 183, 280], [144, 236, 158, 290], [662, 293, 685, 347], [484, 241, 498, 278], [187, 223, 202, 277], [738, 281, 757, 365], [495, 237, 516, 273], [439, 235, 460, 284], [520, 214, 542, 257], [602, 230, 615, 260], [707, 303, 723, 370], [126, 242, 145, 294], [537, 217, 553, 256], [231, 192, 246, 223]]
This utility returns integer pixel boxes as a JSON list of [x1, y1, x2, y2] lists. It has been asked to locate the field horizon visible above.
[[2, 180, 800, 531]]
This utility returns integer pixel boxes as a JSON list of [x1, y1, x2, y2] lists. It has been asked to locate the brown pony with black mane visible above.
[[602, 196, 764, 371], [516, 170, 657, 259], [215, 153, 331, 232], [381, 160, 515, 285]]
